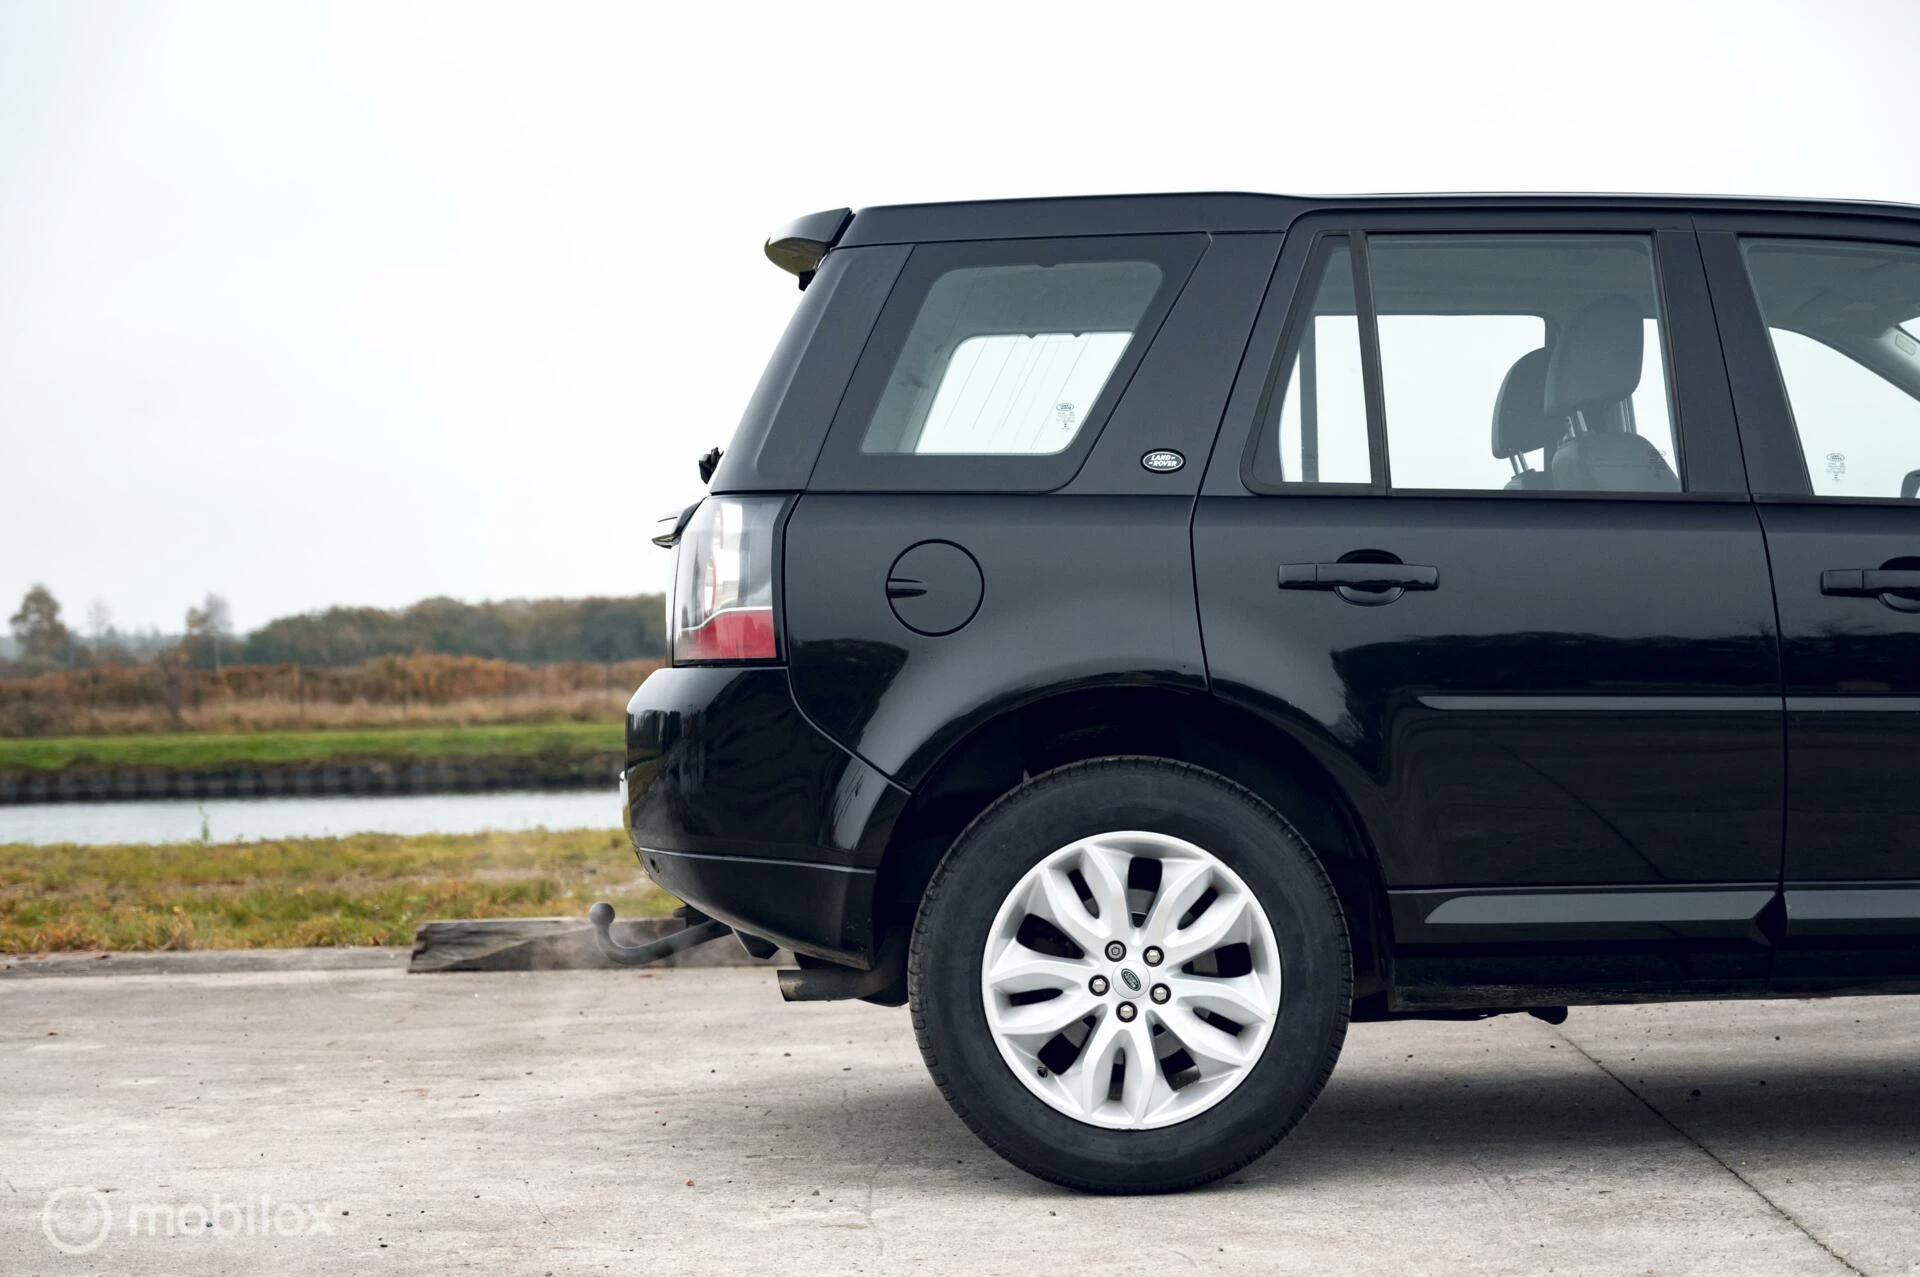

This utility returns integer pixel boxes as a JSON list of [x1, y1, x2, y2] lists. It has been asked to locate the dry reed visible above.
[[1, 656, 660, 737]]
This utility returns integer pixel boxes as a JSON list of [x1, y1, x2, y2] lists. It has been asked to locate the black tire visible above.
[[909, 757, 1352, 1193]]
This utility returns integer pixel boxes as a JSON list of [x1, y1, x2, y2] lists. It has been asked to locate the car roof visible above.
[[834, 191, 1920, 247]]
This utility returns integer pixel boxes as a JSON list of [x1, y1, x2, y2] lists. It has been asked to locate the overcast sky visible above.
[[4, 0, 1919, 633]]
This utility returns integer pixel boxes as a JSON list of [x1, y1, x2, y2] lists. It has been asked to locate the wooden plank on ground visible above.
[[409, 916, 778, 973]]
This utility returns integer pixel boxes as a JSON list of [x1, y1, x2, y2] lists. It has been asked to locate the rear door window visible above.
[[1370, 235, 1679, 493], [1246, 232, 1685, 495], [1740, 238, 1920, 498], [812, 236, 1202, 491]]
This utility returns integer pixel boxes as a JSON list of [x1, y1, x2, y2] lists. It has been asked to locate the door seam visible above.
[[1691, 217, 1791, 956]]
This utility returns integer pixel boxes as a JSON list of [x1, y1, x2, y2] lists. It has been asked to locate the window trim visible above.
[[1701, 224, 1920, 506], [1237, 214, 1745, 502], [807, 234, 1204, 494], [1240, 233, 1381, 494]]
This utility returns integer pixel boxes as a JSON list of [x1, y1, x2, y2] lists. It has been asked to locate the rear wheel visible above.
[[909, 758, 1351, 1192]]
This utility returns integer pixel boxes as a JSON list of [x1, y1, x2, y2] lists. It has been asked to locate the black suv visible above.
[[622, 192, 1920, 1193]]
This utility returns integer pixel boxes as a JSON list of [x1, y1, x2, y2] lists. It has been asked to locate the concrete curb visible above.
[[408, 916, 779, 973]]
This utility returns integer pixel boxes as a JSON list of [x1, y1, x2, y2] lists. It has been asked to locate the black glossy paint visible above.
[[624, 666, 906, 963], [778, 230, 1279, 783], [1194, 497, 1783, 891], [783, 494, 1207, 785], [706, 244, 909, 494], [1694, 209, 1920, 991], [638, 847, 876, 968], [1761, 505, 1920, 885], [763, 207, 851, 276], [834, 191, 1920, 251], [884, 541, 983, 637], [614, 189, 1920, 1009]]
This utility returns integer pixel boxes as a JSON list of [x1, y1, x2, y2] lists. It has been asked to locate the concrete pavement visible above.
[[2, 965, 1917, 1274]]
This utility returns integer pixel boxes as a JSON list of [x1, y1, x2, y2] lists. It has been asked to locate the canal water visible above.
[[0, 788, 622, 846]]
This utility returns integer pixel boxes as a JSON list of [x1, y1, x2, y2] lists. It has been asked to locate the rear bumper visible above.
[[635, 847, 875, 966], [624, 665, 908, 967]]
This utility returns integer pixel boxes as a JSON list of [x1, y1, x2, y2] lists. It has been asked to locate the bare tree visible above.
[[184, 593, 234, 672]]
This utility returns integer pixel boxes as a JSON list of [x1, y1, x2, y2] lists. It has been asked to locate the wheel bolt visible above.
[[1089, 975, 1109, 996], [1143, 945, 1163, 967], [1116, 1002, 1138, 1022], [1105, 941, 1126, 961], [1150, 983, 1171, 1004]]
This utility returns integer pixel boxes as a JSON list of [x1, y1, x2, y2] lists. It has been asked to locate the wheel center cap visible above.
[[1116, 967, 1144, 998]]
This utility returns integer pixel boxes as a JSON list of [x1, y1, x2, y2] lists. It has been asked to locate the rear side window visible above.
[[862, 261, 1163, 455], [813, 236, 1202, 492]]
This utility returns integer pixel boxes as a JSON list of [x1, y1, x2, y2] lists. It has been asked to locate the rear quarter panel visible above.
[[782, 494, 1206, 784], [777, 234, 1283, 785]]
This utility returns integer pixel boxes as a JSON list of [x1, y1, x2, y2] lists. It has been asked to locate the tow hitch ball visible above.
[[588, 901, 731, 967]]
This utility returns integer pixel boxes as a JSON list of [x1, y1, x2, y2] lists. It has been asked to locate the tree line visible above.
[[5, 585, 667, 674]]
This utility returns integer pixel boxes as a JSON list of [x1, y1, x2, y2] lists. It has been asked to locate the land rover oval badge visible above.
[[1141, 449, 1185, 473]]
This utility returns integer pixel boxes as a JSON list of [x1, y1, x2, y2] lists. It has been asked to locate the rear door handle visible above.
[[1820, 569, 1920, 596], [1278, 562, 1439, 591]]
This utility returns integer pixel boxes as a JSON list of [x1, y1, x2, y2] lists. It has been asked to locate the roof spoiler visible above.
[[764, 208, 853, 286]]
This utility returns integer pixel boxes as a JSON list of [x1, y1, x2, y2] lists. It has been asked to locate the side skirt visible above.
[[1387, 883, 1776, 1011]]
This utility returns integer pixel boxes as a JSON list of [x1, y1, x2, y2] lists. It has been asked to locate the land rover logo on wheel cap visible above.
[[1120, 968, 1143, 993], [1141, 449, 1184, 473]]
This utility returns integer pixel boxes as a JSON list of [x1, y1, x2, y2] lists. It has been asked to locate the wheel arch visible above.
[[874, 683, 1391, 999]]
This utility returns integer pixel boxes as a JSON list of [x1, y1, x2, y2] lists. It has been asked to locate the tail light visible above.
[[669, 497, 782, 664]]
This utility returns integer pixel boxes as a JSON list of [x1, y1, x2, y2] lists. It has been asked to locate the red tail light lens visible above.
[[670, 497, 781, 664]]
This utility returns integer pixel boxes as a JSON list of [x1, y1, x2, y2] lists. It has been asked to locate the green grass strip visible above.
[[0, 828, 669, 952]]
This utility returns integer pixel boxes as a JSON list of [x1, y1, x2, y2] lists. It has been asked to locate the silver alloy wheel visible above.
[[980, 830, 1282, 1130]]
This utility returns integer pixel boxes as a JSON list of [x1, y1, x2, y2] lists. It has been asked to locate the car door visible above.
[[1194, 209, 1785, 1007], [1699, 214, 1920, 992]]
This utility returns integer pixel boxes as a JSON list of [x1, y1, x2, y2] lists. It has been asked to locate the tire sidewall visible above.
[[912, 760, 1350, 1191]]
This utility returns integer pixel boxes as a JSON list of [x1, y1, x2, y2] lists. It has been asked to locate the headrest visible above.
[[1545, 294, 1644, 417], [1491, 348, 1554, 459]]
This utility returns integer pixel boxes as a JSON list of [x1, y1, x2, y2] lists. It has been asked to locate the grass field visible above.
[[0, 828, 671, 952], [0, 721, 623, 773]]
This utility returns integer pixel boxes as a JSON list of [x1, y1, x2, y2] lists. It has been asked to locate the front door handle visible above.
[[1278, 562, 1439, 591], [1820, 569, 1920, 596]]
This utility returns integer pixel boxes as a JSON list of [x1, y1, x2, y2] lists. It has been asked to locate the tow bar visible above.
[[587, 901, 732, 967]]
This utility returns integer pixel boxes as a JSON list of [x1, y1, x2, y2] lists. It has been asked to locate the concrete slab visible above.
[[1, 968, 1913, 1274], [1556, 999, 1920, 1277]]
